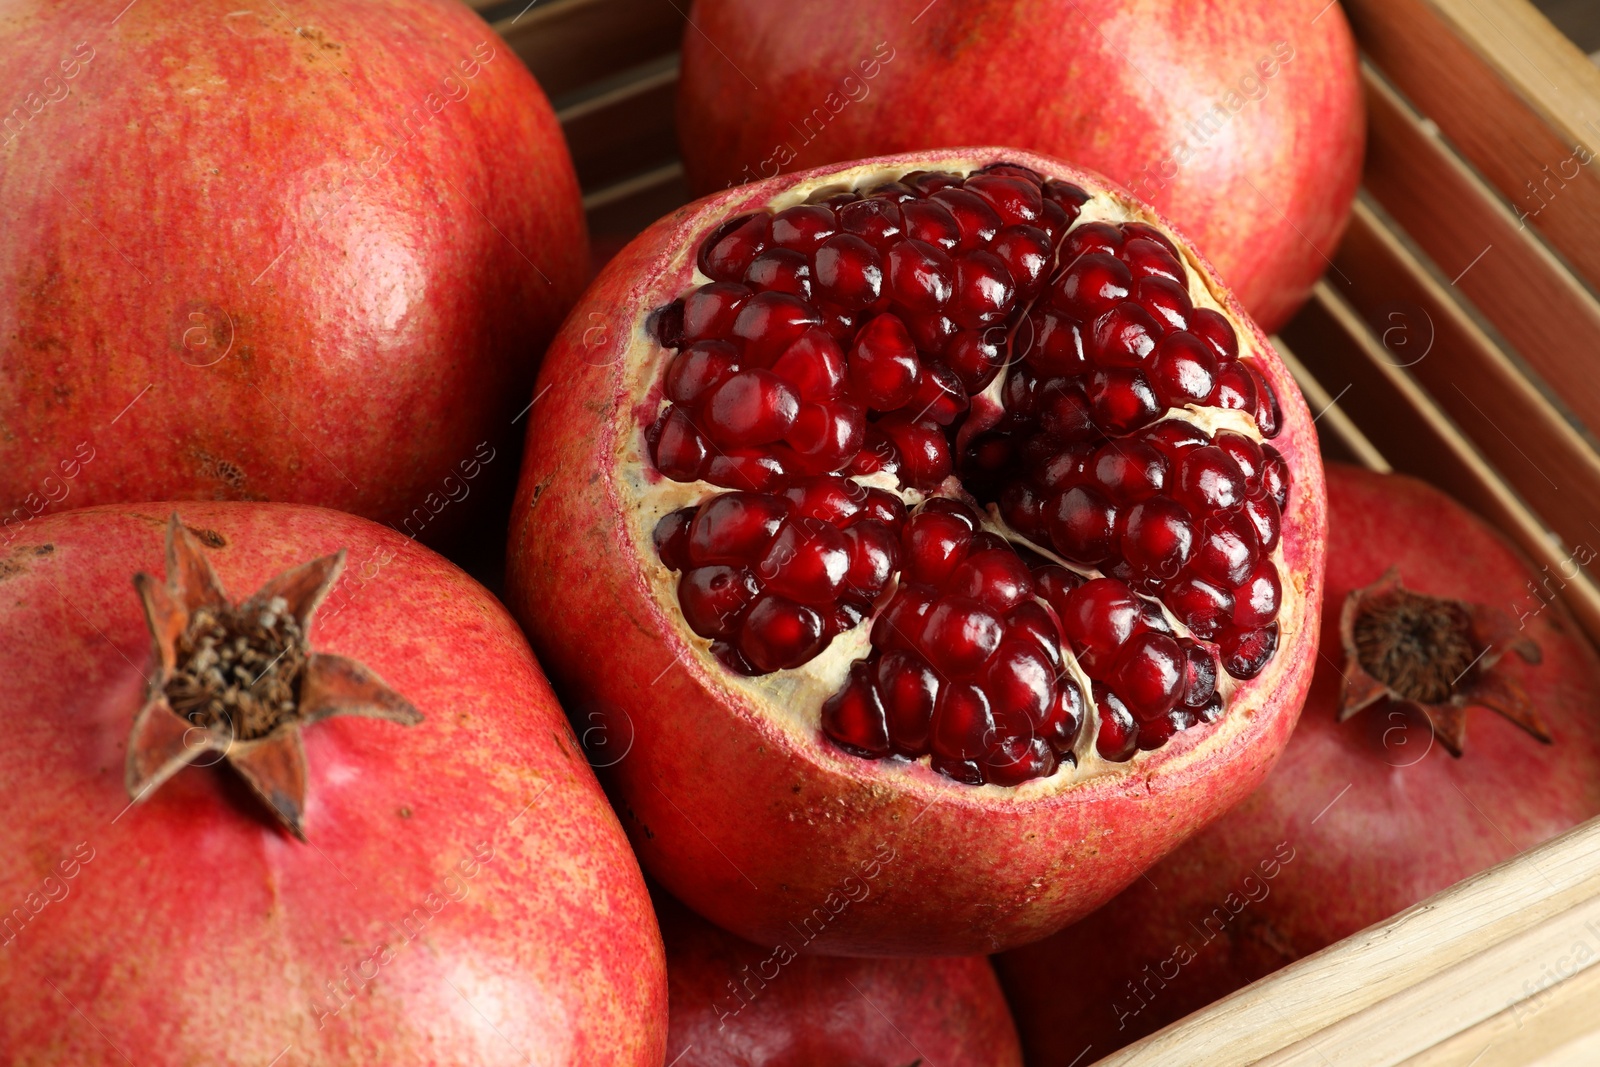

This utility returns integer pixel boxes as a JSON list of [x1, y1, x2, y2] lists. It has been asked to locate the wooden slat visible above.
[[1361, 62, 1600, 435], [1400, 964, 1600, 1066], [584, 161, 690, 239], [1095, 819, 1600, 1066], [1272, 337, 1393, 473], [492, 0, 684, 98], [557, 57, 679, 190], [1343, 0, 1600, 292], [1281, 282, 1600, 644], [1330, 197, 1600, 588]]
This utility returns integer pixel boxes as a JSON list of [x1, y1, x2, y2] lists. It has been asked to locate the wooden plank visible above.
[[584, 161, 690, 239], [492, 0, 684, 98], [1360, 63, 1600, 436], [1400, 964, 1600, 1066], [1329, 197, 1600, 591], [1272, 337, 1393, 473], [1281, 282, 1600, 645], [1342, 0, 1600, 293], [1094, 818, 1600, 1066], [558, 58, 679, 190]]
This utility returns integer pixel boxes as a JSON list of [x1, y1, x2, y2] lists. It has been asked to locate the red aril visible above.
[[0, 0, 586, 546], [507, 149, 1326, 954], [659, 892, 1022, 1066], [676, 0, 1363, 334], [997, 465, 1600, 1061], [0, 505, 665, 1064]]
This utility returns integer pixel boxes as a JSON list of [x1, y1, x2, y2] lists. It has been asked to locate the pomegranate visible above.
[[997, 464, 1600, 1061], [659, 891, 1022, 1065], [675, 0, 1363, 333], [0, 505, 665, 1065], [0, 0, 586, 544], [506, 148, 1326, 954]]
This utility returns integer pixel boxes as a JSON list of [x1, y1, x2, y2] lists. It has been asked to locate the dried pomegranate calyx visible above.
[[127, 515, 422, 840], [1337, 567, 1547, 756]]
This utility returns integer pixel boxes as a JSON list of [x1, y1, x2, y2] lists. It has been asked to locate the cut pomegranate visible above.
[[508, 149, 1325, 954]]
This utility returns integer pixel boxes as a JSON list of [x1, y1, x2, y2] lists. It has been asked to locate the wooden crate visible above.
[[472, 0, 1600, 1059]]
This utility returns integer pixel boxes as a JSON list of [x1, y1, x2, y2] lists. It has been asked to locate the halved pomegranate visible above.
[[507, 149, 1326, 954]]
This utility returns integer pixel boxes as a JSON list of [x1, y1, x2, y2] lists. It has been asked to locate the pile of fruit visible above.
[[2, 0, 1595, 1064]]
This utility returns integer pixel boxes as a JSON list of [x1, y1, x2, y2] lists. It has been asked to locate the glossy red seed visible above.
[[1233, 559, 1282, 628], [965, 173, 1043, 227], [730, 291, 823, 367], [785, 400, 865, 470], [1041, 682, 1085, 751], [686, 492, 790, 564], [740, 594, 827, 672], [1111, 631, 1184, 722], [840, 520, 898, 599], [1031, 564, 1085, 607], [1134, 275, 1193, 332], [904, 169, 964, 196], [700, 212, 770, 281], [1054, 254, 1132, 318], [779, 476, 861, 524], [1007, 599, 1065, 667], [1092, 303, 1162, 367], [1220, 622, 1279, 679], [877, 650, 940, 756], [769, 329, 846, 402], [919, 596, 1005, 677], [822, 663, 890, 757], [1025, 310, 1091, 376], [931, 682, 997, 761], [758, 518, 851, 605], [878, 416, 952, 490], [650, 407, 710, 481], [1056, 578, 1143, 672], [900, 510, 973, 586], [681, 281, 752, 342], [1180, 640, 1219, 709], [1189, 509, 1261, 588], [950, 250, 1016, 329], [652, 507, 696, 571], [1251, 363, 1283, 438], [885, 239, 956, 312], [770, 204, 837, 252], [1135, 709, 1182, 750], [985, 640, 1056, 735], [1148, 332, 1217, 408], [1215, 431, 1264, 494], [1047, 485, 1116, 564], [812, 233, 883, 310], [990, 225, 1052, 299], [1143, 418, 1211, 458], [1165, 576, 1233, 639], [1243, 494, 1282, 554], [1261, 444, 1290, 509], [945, 329, 1007, 391], [678, 565, 760, 638], [900, 199, 961, 250], [1213, 361, 1258, 411], [1037, 381, 1097, 443], [1093, 683, 1138, 762], [1061, 221, 1122, 258], [931, 187, 1003, 250], [859, 487, 908, 530], [1176, 445, 1246, 513], [1087, 367, 1162, 434], [1092, 440, 1169, 502], [907, 361, 969, 426], [872, 583, 938, 651], [984, 735, 1057, 786], [654, 299, 685, 348], [1042, 179, 1090, 221], [999, 481, 1048, 542], [949, 548, 1034, 612], [1122, 237, 1184, 283], [744, 247, 811, 300], [1189, 306, 1239, 363], [848, 313, 921, 410], [666, 340, 741, 404], [838, 196, 903, 247], [1120, 497, 1196, 583], [701, 369, 799, 447]]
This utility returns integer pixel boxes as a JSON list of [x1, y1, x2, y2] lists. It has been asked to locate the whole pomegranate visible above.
[[0, 504, 665, 1065], [660, 891, 1022, 1065], [676, 0, 1363, 333], [505, 148, 1326, 955], [0, 0, 585, 543], [997, 464, 1600, 1062]]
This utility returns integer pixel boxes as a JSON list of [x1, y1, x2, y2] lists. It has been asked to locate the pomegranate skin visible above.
[[676, 0, 1362, 333], [997, 464, 1600, 1062], [0, 0, 586, 542], [0, 504, 665, 1066], [660, 893, 1022, 1065], [504, 148, 1327, 956]]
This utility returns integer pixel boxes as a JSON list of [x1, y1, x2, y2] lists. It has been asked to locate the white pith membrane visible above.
[[614, 158, 1303, 795]]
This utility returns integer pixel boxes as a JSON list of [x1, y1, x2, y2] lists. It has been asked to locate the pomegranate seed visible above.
[[1031, 564, 1085, 607], [650, 408, 710, 481], [1215, 432, 1263, 493], [1232, 559, 1282, 629], [907, 362, 970, 426], [1214, 362, 1257, 412], [1220, 622, 1279, 679], [701, 370, 799, 447], [1038, 381, 1097, 443], [769, 329, 846, 403], [946, 329, 1007, 391], [839, 197, 903, 247], [842, 520, 899, 599], [1092, 440, 1169, 502], [877, 649, 940, 756], [877, 416, 952, 490], [739, 594, 827, 672], [1007, 599, 1064, 667], [1110, 631, 1184, 722], [965, 174, 1043, 227], [859, 487, 908, 529], [872, 583, 938, 652], [759, 518, 851, 605], [1087, 368, 1162, 434], [1189, 508, 1260, 587], [822, 663, 889, 758], [1025, 310, 1091, 376], [770, 204, 837, 253], [1166, 576, 1233, 639], [745, 248, 812, 300], [1055, 578, 1142, 673], [1144, 419, 1210, 458], [666, 341, 742, 405], [1175, 446, 1246, 513], [1250, 364, 1283, 438], [985, 640, 1056, 734], [700, 212, 770, 281], [931, 682, 997, 761], [1047, 486, 1116, 564], [1134, 276, 1193, 332], [785, 400, 865, 471], [687, 492, 790, 565], [1093, 683, 1138, 762], [1054, 254, 1131, 318], [867, 180, 918, 203], [885, 239, 956, 313], [904, 170, 964, 196], [1148, 332, 1217, 408], [919, 596, 1005, 678], [1189, 307, 1238, 363], [812, 234, 883, 310], [1243, 495, 1282, 554], [849, 314, 921, 410], [1180, 641, 1219, 709], [990, 226, 1052, 299], [1261, 445, 1290, 509], [931, 187, 1003, 250], [653, 299, 685, 348], [1120, 498, 1196, 584], [999, 481, 1048, 542], [679, 565, 760, 638], [950, 250, 1016, 329], [1041, 179, 1090, 219], [1061, 222, 1122, 258], [731, 291, 823, 367], [652, 507, 695, 571], [1091, 303, 1162, 367], [979, 162, 1044, 184], [900, 199, 961, 250], [949, 548, 1035, 612], [984, 736, 1057, 786], [681, 282, 751, 343], [779, 476, 860, 523], [1041, 682, 1085, 751], [1122, 237, 1184, 283]]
